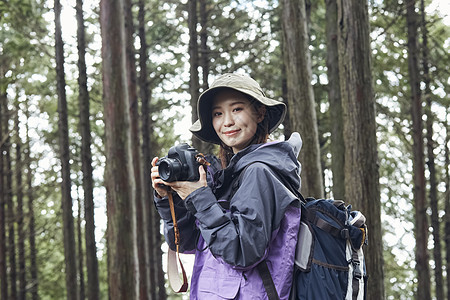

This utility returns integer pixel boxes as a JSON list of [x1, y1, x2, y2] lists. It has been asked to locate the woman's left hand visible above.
[[164, 166, 208, 200]]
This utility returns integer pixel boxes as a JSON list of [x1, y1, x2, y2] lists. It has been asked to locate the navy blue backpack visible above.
[[290, 198, 368, 300]]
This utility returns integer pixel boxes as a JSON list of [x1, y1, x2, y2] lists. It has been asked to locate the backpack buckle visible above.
[[352, 253, 362, 280], [340, 228, 349, 239], [353, 266, 362, 280]]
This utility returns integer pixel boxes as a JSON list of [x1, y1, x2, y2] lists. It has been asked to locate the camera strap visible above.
[[167, 192, 189, 293]]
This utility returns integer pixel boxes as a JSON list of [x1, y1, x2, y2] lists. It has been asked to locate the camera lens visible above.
[[158, 158, 183, 182]]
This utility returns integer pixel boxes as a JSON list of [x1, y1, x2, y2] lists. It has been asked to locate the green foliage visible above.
[[34, 184, 67, 300], [205, 0, 279, 76], [383, 242, 416, 300]]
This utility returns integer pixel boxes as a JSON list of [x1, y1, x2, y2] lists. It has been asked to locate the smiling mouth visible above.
[[223, 129, 240, 136]]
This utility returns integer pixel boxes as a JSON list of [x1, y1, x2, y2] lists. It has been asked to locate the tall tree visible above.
[[197, 0, 217, 156], [191, 0, 216, 155], [325, 0, 345, 199], [405, 1, 431, 299], [137, 0, 166, 298], [100, 0, 137, 297], [25, 102, 38, 300], [123, 0, 149, 298], [279, 18, 292, 139], [0, 86, 7, 300], [54, 0, 78, 298], [421, 1, 443, 299], [75, 0, 100, 299], [188, 0, 205, 153], [199, 0, 209, 92], [3, 98, 17, 300], [445, 111, 450, 300], [76, 195, 86, 300], [336, 0, 385, 298], [421, 2, 443, 300], [281, 0, 323, 198], [137, 1, 154, 298], [14, 101, 26, 300]]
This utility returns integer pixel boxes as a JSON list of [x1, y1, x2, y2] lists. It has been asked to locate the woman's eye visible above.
[[213, 111, 222, 117], [233, 107, 243, 112]]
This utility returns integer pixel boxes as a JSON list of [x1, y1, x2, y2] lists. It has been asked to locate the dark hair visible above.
[[218, 98, 269, 168]]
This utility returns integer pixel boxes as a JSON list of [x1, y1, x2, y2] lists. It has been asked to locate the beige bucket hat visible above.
[[190, 73, 286, 144]]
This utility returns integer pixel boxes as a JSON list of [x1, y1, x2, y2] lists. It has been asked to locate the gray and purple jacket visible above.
[[154, 133, 302, 299]]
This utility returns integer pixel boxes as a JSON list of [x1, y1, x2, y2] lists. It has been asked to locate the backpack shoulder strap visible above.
[[257, 260, 280, 300]]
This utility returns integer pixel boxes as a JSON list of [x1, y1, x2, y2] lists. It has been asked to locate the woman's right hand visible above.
[[151, 157, 170, 198]]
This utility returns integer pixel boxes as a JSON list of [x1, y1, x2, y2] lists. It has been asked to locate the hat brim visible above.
[[190, 86, 286, 144]]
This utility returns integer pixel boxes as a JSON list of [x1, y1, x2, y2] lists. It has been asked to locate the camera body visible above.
[[156, 143, 201, 182]]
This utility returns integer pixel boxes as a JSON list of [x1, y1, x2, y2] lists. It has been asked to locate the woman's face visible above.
[[211, 89, 265, 153]]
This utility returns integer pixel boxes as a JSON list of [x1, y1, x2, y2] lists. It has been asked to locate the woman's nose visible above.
[[223, 113, 234, 127]]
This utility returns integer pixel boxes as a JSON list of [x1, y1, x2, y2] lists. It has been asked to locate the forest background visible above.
[[0, 0, 449, 299]]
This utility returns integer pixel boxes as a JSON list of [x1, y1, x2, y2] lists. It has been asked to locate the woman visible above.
[[151, 73, 302, 299]]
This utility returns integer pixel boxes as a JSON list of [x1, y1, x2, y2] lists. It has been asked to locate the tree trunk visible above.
[[336, 0, 385, 299], [281, 0, 323, 198], [137, 1, 153, 298], [199, 0, 209, 92], [100, 0, 137, 298], [197, 0, 216, 155], [325, 0, 345, 199], [137, 1, 166, 298], [188, 0, 199, 126], [77, 196, 86, 300], [14, 102, 26, 300], [54, 1, 79, 298], [405, 1, 431, 299], [154, 193, 166, 300], [280, 34, 291, 139], [0, 89, 8, 300], [189, 0, 210, 153], [3, 98, 17, 300], [75, 0, 100, 299], [445, 110, 450, 300], [25, 102, 39, 300], [123, 0, 148, 298], [421, 0, 443, 299]]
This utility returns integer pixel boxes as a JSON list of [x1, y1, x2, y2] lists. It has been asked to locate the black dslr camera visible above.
[[156, 143, 203, 182]]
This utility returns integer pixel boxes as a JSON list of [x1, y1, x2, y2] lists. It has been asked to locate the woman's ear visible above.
[[256, 105, 266, 123]]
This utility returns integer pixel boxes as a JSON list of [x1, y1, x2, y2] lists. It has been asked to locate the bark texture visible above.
[[0, 89, 7, 300], [100, 0, 137, 297], [281, 0, 324, 198], [421, 0, 443, 298], [15, 105, 26, 300], [405, 1, 431, 299], [445, 112, 450, 300], [55, 0, 78, 298], [325, 0, 345, 199], [76, 0, 100, 298], [188, 0, 202, 151], [137, 1, 166, 298], [2, 99, 17, 300], [25, 103, 39, 300], [336, 0, 385, 298], [123, 0, 148, 298]]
